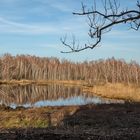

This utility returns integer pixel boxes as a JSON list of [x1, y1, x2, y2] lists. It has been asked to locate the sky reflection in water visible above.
[[0, 84, 124, 108]]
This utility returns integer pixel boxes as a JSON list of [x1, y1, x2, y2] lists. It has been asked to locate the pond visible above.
[[0, 84, 124, 108]]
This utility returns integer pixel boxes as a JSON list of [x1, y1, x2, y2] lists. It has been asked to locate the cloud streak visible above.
[[0, 0, 139, 62], [0, 15, 88, 36], [0, 17, 58, 35]]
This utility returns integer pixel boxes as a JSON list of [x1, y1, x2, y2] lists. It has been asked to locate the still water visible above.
[[0, 84, 124, 108]]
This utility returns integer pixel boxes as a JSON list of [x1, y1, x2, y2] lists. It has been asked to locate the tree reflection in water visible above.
[[0, 84, 124, 108]]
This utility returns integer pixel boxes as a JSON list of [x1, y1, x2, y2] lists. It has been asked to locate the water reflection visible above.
[[0, 84, 124, 108]]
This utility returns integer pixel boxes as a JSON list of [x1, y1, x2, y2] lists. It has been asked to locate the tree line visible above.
[[0, 54, 140, 85]]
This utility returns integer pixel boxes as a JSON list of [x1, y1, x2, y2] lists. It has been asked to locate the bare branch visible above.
[[61, 0, 140, 53]]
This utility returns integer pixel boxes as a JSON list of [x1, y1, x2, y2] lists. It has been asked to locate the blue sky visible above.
[[0, 0, 139, 62]]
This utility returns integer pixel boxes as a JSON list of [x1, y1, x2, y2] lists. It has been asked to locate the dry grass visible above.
[[0, 106, 79, 128], [0, 108, 50, 128], [0, 80, 85, 86], [83, 83, 140, 102]]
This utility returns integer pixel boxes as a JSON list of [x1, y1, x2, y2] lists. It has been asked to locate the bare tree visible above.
[[61, 0, 140, 53], [1, 54, 140, 84]]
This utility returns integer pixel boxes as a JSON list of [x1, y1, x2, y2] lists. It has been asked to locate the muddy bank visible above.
[[0, 128, 140, 140], [0, 103, 140, 139]]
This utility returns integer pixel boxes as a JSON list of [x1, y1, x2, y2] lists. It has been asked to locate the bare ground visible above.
[[0, 103, 140, 139]]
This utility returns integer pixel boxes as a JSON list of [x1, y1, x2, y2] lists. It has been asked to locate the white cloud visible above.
[[47, 2, 72, 12], [0, 16, 88, 36], [106, 30, 140, 39], [0, 17, 59, 34], [39, 43, 60, 50], [39, 0, 74, 12]]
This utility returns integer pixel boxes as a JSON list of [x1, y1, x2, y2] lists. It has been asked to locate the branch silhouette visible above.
[[61, 0, 140, 53]]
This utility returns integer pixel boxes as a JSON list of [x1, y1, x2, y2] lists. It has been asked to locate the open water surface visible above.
[[0, 84, 124, 108]]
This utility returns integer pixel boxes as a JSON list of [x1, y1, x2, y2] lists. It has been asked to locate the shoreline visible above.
[[0, 80, 140, 102], [0, 81, 140, 139]]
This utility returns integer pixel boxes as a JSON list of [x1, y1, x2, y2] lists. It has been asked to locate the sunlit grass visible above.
[[83, 83, 140, 102], [0, 110, 49, 128], [0, 106, 78, 128]]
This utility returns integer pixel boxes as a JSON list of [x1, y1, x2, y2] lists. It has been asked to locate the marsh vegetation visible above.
[[0, 54, 140, 103], [0, 54, 140, 139]]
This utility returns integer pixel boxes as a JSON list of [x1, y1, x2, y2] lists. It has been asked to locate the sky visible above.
[[0, 0, 139, 62]]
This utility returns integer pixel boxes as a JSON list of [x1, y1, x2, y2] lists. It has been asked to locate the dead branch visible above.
[[61, 0, 140, 53]]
